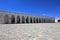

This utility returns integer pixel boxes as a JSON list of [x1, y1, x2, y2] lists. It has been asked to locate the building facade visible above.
[[0, 10, 55, 24]]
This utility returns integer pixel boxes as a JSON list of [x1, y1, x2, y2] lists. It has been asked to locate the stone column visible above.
[[20, 16, 21, 23], [9, 15, 11, 24], [15, 16, 17, 24], [40, 18, 42, 23], [29, 17, 30, 23], [42, 18, 43, 23], [38, 18, 39, 23], [32, 17, 34, 23]]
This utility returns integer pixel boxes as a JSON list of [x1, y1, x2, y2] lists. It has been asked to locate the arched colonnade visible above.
[[4, 15, 54, 24]]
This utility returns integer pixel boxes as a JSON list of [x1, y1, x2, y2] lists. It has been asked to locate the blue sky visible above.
[[0, 0, 60, 18]]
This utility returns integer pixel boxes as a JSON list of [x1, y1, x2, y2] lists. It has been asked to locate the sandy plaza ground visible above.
[[0, 23, 60, 40]]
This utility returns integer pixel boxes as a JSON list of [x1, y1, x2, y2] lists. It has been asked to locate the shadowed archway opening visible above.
[[33, 17, 35, 23], [36, 18, 38, 23], [11, 15, 15, 24], [4, 15, 9, 24], [26, 17, 29, 23], [17, 16, 20, 23], [58, 20, 60, 22], [30, 17, 32, 23], [22, 16, 25, 23]]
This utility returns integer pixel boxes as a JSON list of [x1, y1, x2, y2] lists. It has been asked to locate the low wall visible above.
[[0, 23, 60, 40]]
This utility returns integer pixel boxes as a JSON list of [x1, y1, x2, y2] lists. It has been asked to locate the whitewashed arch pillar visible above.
[[15, 16, 17, 24]]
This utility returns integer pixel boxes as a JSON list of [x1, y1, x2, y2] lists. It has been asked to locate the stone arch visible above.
[[11, 15, 15, 24], [17, 16, 20, 23], [33, 17, 35, 23], [30, 17, 32, 23], [4, 15, 9, 24], [36, 18, 38, 23], [26, 17, 29, 23], [22, 16, 25, 23]]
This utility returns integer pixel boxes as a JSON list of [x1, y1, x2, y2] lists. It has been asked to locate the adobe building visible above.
[[0, 10, 55, 24]]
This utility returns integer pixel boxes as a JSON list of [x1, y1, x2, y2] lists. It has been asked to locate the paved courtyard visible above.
[[0, 23, 60, 40]]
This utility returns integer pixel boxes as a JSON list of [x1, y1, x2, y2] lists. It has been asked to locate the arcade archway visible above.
[[11, 15, 15, 24]]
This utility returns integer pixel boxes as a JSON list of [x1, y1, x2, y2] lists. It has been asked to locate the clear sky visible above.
[[0, 0, 60, 18]]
